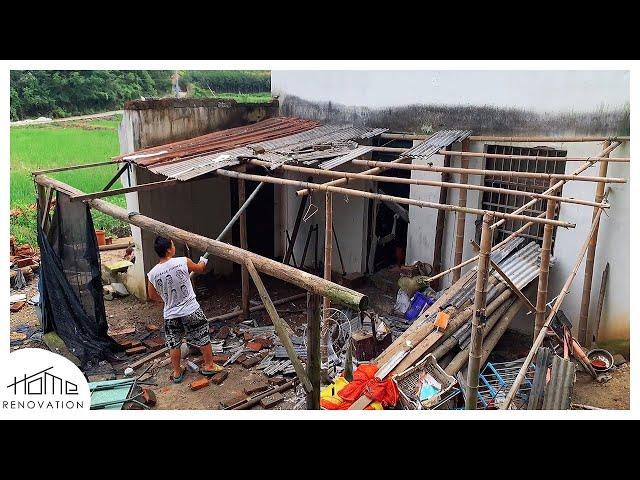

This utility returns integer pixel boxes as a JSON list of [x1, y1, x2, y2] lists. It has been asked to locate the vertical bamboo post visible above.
[[431, 146, 451, 290], [453, 140, 470, 282], [579, 140, 611, 346], [36, 183, 47, 230], [306, 292, 321, 409], [239, 178, 250, 321], [322, 191, 333, 364], [534, 198, 557, 339], [465, 212, 493, 410]]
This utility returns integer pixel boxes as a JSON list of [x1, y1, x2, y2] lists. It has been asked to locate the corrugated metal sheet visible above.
[[149, 123, 386, 181], [401, 129, 472, 159], [318, 145, 374, 170], [542, 355, 576, 410]]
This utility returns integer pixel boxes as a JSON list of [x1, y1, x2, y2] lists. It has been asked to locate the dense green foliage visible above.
[[10, 116, 129, 245], [10, 70, 271, 121], [10, 71, 173, 121]]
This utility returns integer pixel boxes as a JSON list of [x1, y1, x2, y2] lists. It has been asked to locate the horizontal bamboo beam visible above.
[[372, 147, 630, 163], [215, 168, 575, 228], [34, 174, 368, 311], [70, 179, 180, 202], [31, 160, 122, 176], [351, 159, 627, 184], [379, 133, 630, 142], [500, 195, 608, 409], [250, 159, 608, 209]]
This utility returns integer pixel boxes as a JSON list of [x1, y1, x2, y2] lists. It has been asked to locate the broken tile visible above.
[[254, 337, 273, 348], [215, 326, 230, 340], [247, 341, 263, 352], [141, 388, 157, 406], [10, 301, 26, 313], [146, 324, 160, 332], [143, 337, 166, 352], [125, 345, 147, 355], [260, 392, 284, 409], [212, 354, 230, 364], [242, 357, 261, 368], [269, 376, 288, 386], [109, 327, 136, 337]]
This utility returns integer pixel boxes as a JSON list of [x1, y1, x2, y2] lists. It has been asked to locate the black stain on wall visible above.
[[280, 95, 629, 136]]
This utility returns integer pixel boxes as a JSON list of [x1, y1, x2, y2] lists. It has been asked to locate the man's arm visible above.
[[186, 256, 208, 274], [147, 279, 163, 303]]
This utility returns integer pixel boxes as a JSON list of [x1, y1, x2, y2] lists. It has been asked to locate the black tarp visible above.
[[37, 191, 122, 366]]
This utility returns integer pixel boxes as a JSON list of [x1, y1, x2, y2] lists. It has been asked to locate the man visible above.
[[147, 235, 223, 383]]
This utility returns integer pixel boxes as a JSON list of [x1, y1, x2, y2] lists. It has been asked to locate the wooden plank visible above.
[[244, 258, 312, 392]]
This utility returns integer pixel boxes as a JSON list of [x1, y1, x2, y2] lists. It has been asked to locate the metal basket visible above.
[[476, 360, 536, 409], [393, 354, 456, 410]]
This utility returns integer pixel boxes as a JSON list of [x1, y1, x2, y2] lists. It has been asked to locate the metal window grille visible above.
[[480, 145, 567, 252]]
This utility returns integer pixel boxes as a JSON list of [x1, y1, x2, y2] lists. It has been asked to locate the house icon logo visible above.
[[7, 366, 78, 396], [2, 349, 89, 415]]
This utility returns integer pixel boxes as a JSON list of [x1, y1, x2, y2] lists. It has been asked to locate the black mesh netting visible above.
[[37, 191, 122, 366]]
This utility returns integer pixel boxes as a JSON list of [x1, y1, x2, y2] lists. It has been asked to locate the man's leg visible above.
[[185, 308, 221, 372], [199, 343, 219, 371], [164, 317, 185, 378], [170, 347, 182, 378]]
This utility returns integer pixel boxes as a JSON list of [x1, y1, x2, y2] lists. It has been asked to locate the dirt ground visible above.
[[9, 255, 631, 411]]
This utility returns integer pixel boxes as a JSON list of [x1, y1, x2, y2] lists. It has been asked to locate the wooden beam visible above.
[[31, 160, 123, 176], [34, 174, 368, 310], [214, 168, 575, 229], [244, 258, 313, 392], [70, 179, 180, 202]]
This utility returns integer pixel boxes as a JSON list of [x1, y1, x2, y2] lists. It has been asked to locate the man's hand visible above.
[[199, 256, 208, 266]]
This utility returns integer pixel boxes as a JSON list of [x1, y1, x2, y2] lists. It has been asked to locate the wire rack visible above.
[[476, 360, 536, 410]]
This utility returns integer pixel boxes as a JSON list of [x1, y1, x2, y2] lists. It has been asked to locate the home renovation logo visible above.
[[2, 348, 90, 415]]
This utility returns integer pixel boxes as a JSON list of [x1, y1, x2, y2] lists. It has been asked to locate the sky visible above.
[[272, 70, 630, 113]]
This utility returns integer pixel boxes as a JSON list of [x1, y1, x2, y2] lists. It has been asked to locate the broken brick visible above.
[[236, 354, 248, 364], [141, 388, 157, 406], [109, 327, 136, 337], [247, 341, 263, 352], [146, 324, 160, 332], [210, 370, 229, 385], [125, 345, 147, 356], [15, 257, 35, 268], [269, 376, 287, 386], [254, 337, 273, 348], [143, 337, 166, 352], [189, 378, 210, 391], [243, 332, 253, 341], [10, 301, 26, 313], [244, 381, 270, 395], [260, 392, 284, 409], [242, 357, 261, 368], [211, 354, 230, 364], [215, 326, 230, 340]]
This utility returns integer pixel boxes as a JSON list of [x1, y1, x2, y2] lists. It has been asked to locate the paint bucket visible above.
[[95, 230, 106, 246], [405, 292, 433, 321]]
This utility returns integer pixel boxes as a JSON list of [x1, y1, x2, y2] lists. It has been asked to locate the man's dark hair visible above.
[[154, 236, 172, 257]]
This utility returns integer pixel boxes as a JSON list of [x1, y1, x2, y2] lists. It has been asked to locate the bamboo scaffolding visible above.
[[31, 159, 124, 175], [213, 168, 575, 229], [427, 141, 622, 283], [34, 174, 368, 310], [371, 147, 629, 163], [465, 213, 493, 410], [250, 159, 607, 209], [534, 198, 557, 339], [379, 133, 630, 142], [239, 178, 250, 320], [500, 194, 609, 409], [578, 140, 612, 345], [351, 159, 626, 185]]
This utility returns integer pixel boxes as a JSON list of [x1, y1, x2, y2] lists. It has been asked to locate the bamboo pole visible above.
[[591, 263, 609, 346], [251, 159, 608, 209], [534, 198, 557, 340], [306, 293, 321, 409], [371, 146, 630, 162], [207, 293, 306, 322], [351, 159, 626, 184], [500, 196, 609, 409], [244, 258, 312, 392], [379, 133, 630, 142], [432, 146, 452, 288], [578, 140, 612, 345], [323, 192, 333, 314], [34, 174, 368, 310], [31, 160, 123, 176], [465, 213, 494, 410], [239, 178, 250, 321], [453, 142, 469, 282], [214, 168, 575, 228]]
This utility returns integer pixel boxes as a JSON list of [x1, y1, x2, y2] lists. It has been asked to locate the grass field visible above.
[[10, 115, 129, 246]]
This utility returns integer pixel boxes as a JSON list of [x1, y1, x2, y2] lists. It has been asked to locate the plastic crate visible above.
[[393, 354, 456, 410]]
